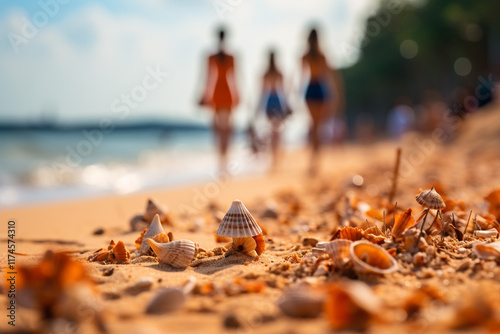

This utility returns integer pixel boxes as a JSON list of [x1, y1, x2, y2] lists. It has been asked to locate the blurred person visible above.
[[199, 27, 239, 172], [416, 90, 447, 134], [256, 50, 290, 170], [387, 97, 415, 139], [301, 28, 340, 175]]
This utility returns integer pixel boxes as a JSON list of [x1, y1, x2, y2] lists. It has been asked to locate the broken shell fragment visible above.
[[323, 239, 352, 268], [140, 214, 166, 255], [253, 233, 266, 255], [216, 200, 262, 238], [391, 208, 416, 241], [152, 232, 170, 243], [474, 228, 499, 239], [325, 281, 382, 331], [331, 226, 364, 241], [147, 239, 197, 268], [416, 188, 446, 210], [350, 240, 398, 274], [473, 241, 500, 260]]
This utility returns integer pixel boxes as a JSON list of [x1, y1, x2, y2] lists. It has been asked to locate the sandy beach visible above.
[[1, 105, 500, 334]]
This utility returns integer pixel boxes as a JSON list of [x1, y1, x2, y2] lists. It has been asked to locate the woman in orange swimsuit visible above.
[[200, 28, 239, 171]]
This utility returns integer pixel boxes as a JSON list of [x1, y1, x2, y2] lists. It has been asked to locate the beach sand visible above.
[[1, 104, 500, 333]]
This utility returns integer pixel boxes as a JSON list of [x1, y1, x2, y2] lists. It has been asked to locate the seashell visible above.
[[152, 232, 170, 243], [350, 240, 398, 274], [475, 228, 498, 238], [168, 231, 174, 241], [415, 188, 445, 210], [391, 208, 416, 240], [147, 239, 197, 268], [135, 228, 147, 250], [108, 239, 116, 251], [88, 248, 109, 262], [125, 277, 154, 295], [232, 237, 258, 257], [253, 233, 266, 255], [473, 241, 500, 260], [364, 225, 384, 236], [413, 252, 427, 266], [331, 226, 364, 241], [403, 228, 421, 253], [216, 199, 262, 238], [325, 281, 382, 331], [277, 286, 324, 318], [484, 189, 500, 219], [130, 214, 148, 232], [323, 239, 352, 268], [140, 214, 166, 255], [143, 198, 167, 223], [111, 240, 131, 263], [145, 287, 186, 314]]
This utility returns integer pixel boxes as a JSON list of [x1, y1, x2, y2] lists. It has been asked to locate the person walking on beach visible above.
[[301, 28, 340, 175], [257, 50, 290, 170], [199, 27, 239, 172]]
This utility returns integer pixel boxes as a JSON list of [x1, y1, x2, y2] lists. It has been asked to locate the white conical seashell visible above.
[[140, 214, 165, 255], [324, 239, 352, 268], [216, 199, 262, 237], [147, 239, 196, 268], [473, 241, 500, 260], [349, 240, 398, 275], [145, 287, 186, 314]]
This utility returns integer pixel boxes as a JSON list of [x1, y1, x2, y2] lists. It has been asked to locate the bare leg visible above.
[[306, 101, 326, 176], [214, 110, 232, 171], [270, 119, 281, 171]]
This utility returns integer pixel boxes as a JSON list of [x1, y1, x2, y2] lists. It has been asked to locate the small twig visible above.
[[382, 210, 386, 234], [388, 148, 402, 204], [463, 210, 473, 235], [473, 214, 481, 232], [428, 210, 441, 234], [418, 208, 430, 237]]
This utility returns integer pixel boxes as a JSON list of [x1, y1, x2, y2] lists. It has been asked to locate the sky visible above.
[[0, 0, 380, 126]]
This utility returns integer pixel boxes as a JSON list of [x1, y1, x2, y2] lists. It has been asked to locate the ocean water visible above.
[[0, 126, 273, 208]]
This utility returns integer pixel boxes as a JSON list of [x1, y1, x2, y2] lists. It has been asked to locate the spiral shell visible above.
[[140, 214, 165, 255], [416, 188, 445, 210], [323, 239, 352, 267], [350, 240, 398, 274], [147, 239, 197, 268], [216, 200, 262, 238]]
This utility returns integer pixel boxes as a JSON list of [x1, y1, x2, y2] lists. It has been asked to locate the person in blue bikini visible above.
[[257, 50, 290, 170], [302, 28, 340, 175]]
